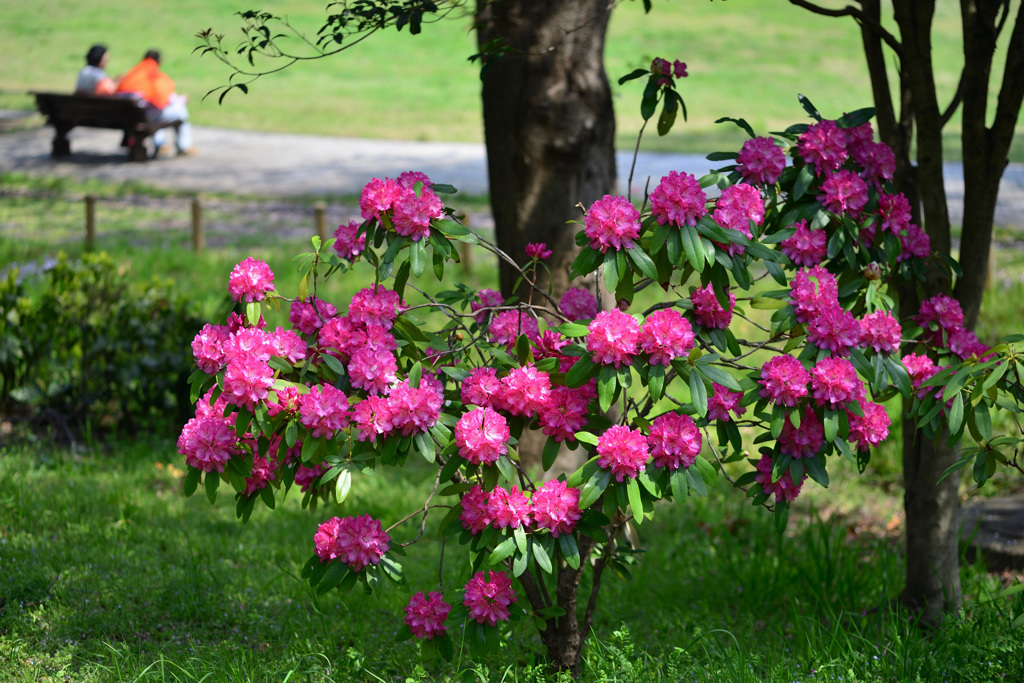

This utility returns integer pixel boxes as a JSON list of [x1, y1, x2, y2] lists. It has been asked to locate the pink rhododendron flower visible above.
[[387, 379, 441, 436], [455, 407, 510, 465], [587, 309, 641, 368], [597, 425, 650, 482], [222, 327, 274, 362], [405, 591, 450, 640], [488, 486, 531, 530], [531, 480, 582, 537], [899, 224, 931, 261], [351, 395, 393, 442], [192, 323, 230, 374], [561, 287, 599, 321], [650, 171, 708, 228], [489, 310, 541, 347], [313, 514, 390, 571], [877, 193, 912, 235], [352, 323, 398, 354], [269, 327, 307, 364], [244, 449, 280, 496], [811, 357, 864, 408], [462, 367, 502, 408], [690, 284, 735, 329], [807, 305, 861, 355], [228, 257, 275, 303], [673, 59, 688, 78], [266, 384, 302, 417], [780, 220, 827, 267], [222, 353, 275, 410], [778, 407, 824, 459], [348, 347, 398, 395], [539, 384, 594, 442], [650, 57, 671, 76], [290, 297, 338, 336], [299, 384, 350, 439], [318, 316, 359, 362], [648, 412, 702, 470], [349, 286, 403, 330], [759, 355, 811, 407], [333, 220, 366, 260], [360, 177, 404, 220], [526, 242, 553, 260], [849, 399, 891, 452], [640, 309, 695, 366], [294, 462, 328, 493], [903, 352, 940, 400], [708, 383, 746, 422], [798, 120, 848, 175], [852, 141, 895, 188], [397, 171, 433, 189], [471, 288, 505, 325], [178, 414, 235, 473], [713, 183, 764, 255], [584, 195, 641, 253], [459, 485, 493, 534], [393, 185, 444, 242], [842, 120, 875, 151], [755, 453, 805, 503], [949, 327, 988, 360], [790, 266, 839, 323], [737, 136, 786, 186], [818, 170, 868, 217], [859, 311, 902, 354], [463, 570, 517, 627], [497, 364, 551, 418], [914, 294, 964, 344]]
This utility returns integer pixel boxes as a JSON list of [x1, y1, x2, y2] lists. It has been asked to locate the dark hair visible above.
[[86, 44, 107, 67], [144, 49, 161, 64]]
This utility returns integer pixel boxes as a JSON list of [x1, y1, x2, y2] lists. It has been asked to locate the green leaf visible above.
[[670, 467, 688, 504], [792, 164, 814, 201], [414, 432, 436, 464], [648, 363, 665, 402], [626, 479, 644, 525], [804, 455, 829, 487], [948, 392, 965, 436], [774, 499, 790, 535], [680, 225, 705, 271], [558, 322, 590, 338], [603, 249, 621, 293], [627, 245, 659, 281], [695, 363, 741, 391], [489, 537, 517, 565], [496, 455, 517, 484], [569, 246, 602, 280], [558, 534, 581, 569], [205, 472, 220, 504], [598, 364, 618, 413], [751, 296, 788, 310], [409, 239, 426, 277], [823, 409, 839, 443], [689, 371, 708, 417], [335, 466, 352, 504], [542, 438, 561, 471], [533, 538, 554, 573], [317, 562, 351, 595], [246, 301, 261, 327], [685, 466, 707, 497], [184, 467, 201, 497], [618, 67, 650, 85], [694, 456, 719, 488], [297, 271, 311, 302], [714, 116, 756, 138], [657, 92, 678, 136], [579, 468, 612, 509]]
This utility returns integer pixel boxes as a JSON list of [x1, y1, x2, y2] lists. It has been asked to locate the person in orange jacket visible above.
[[116, 49, 194, 156]]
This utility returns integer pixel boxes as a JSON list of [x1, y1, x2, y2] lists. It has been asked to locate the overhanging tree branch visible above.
[[788, 0, 903, 55]]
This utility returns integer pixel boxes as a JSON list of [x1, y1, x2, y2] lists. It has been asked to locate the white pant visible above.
[[147, 94, 192, 152]]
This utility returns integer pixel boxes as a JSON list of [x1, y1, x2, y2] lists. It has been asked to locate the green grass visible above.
[[1, 438, 1022, 682], [1, 0, 1020, 160]]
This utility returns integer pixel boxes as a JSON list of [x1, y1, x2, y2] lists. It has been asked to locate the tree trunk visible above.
[[955, 0, 1024, 328], [475, 0, 617, 301], [902, 428, 963, 624]]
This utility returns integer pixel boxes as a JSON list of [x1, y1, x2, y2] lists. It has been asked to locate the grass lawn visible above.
[[1, 0, 1020, 160]]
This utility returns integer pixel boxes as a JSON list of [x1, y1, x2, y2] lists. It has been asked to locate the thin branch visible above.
[[788, 0, 903, 55], [939, 70, 965, 127]]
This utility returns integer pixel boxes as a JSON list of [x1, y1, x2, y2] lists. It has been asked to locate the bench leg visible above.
[[128, 138, 149, 162], [52, 127, 71, 157]]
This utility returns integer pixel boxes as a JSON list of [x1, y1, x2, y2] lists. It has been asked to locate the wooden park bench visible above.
[[31, 92, 181, 162]]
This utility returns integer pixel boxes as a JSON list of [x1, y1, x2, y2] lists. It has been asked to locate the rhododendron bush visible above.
[[178, 95, 1024, 673]]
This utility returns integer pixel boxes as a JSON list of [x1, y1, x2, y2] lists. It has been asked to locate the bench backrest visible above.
[[32, 92, 149, 130]]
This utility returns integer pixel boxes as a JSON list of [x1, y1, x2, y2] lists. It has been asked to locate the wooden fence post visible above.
[[314, 201, 328, 243], [84, 195, 96, 252], [192, 195, 205, 253]]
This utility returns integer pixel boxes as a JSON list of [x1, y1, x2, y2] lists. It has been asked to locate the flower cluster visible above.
[[459, 481, 582, 537], [360, 173, 444, 242], [650, 171, 707, 228], [464, 570, 517, 626], [584, 195, 641, 253], [405, 591, 451, 640], [314, 514, 391, 571]]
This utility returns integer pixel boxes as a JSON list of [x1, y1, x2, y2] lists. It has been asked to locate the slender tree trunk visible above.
[[475, 0, 617, 301], [891, 0, 963, 618]]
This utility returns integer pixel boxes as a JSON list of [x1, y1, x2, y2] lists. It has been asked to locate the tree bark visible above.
[[955, 0, 1024, 328], [475, 0, 617, 301]]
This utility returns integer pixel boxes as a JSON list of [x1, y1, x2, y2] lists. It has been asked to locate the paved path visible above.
[[1, 122, 1023, 229]]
